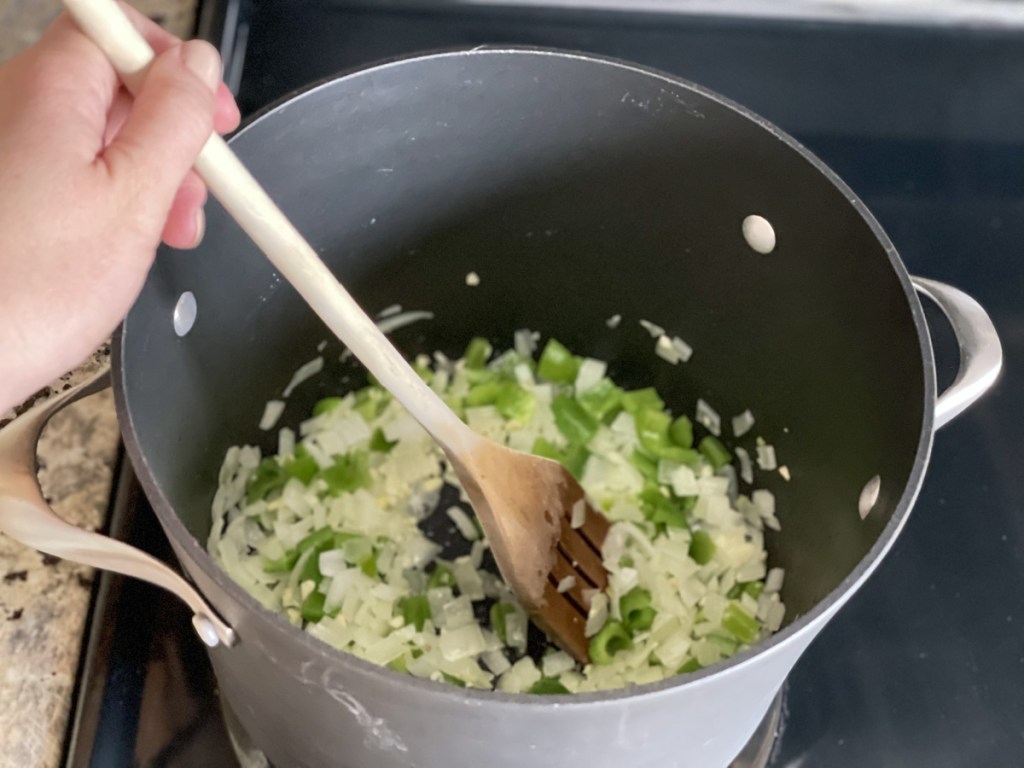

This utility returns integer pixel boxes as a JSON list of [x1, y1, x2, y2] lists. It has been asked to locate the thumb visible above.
[[101, 40, 220, 227]]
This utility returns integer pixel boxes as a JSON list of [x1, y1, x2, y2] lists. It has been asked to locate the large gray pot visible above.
[[0, 48, 1002, 768]]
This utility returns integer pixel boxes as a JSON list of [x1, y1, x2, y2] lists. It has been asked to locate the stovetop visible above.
[[65, 3, 1024, 766]]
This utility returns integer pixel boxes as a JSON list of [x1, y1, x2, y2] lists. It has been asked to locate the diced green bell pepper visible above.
[[537, 339, 581, 384], [588, 620, 633, 665]]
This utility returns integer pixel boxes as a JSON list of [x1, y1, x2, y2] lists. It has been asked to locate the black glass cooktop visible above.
[[65, 3, 1024, 766]]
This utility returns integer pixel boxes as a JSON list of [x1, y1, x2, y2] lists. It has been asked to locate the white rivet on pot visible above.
[[858, 475, 881, 520], [742, 214, 776, 254], [173, 291, 197, 337], [192, 613, 220, 647]]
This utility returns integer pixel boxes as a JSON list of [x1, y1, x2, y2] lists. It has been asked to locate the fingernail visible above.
[[190, 208, 206, 249], [181, 40, 221, 92]]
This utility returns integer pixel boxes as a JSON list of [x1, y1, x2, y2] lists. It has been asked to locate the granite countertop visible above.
[[0, 2, 196, 766]]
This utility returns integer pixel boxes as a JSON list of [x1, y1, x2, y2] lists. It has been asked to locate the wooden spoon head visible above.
[[449, 441, 610, 664]]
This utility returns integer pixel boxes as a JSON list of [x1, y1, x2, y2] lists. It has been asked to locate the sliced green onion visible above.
[[589, 620, 633, 665], [620, 587, 656, 633], [723, 602, 761, 644]]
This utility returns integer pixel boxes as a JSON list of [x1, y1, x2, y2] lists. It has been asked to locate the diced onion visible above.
[[695, 399, 722, 436], [446, 506, 480, 541], [283, 357, 324, 397], [732, 409, 755, 438], [639, 319, 666, 338]]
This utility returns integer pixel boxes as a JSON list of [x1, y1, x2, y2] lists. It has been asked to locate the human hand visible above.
[[0, 6, 240, 412]]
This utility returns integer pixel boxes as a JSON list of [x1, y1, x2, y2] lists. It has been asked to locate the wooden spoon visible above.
[[63, 0, 610, 663]]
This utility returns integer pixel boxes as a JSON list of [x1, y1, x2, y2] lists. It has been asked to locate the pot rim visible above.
[[114, 45, 936, 707]]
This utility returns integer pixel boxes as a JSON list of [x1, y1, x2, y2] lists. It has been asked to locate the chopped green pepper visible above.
[[312, 397, 345, 417], [496, 384, 535, 422], [284, 445, 318, 484], [577, 378, 623, 422], [262, 550, 300, 574], [428, 564, 456, 590], [726, 581, 765, 601], [669, 415, 694, 449], [490, 603, 516, 645], [528, 677, 570, 695], [531, 437, 588, 480], [399, 595, 432, 632], [387, 655, 408, 673], [640, 484, 691, 530], [300, 590, 326, 623], [689, 530, 716, 565], [621, 388, 664, 414], [353, 387, 389, 421], [442, 673, 466, 688], [246, 457, 289, 504], [369, 427, 397, 453], [722, 602, 761, 644], [315, 451, 370, 496], [359, 550, 378, 579], [634, 409, 700, 464], [629, 451, 659, 481], [464, 337, 493, 369], [677, 657, 702, 674], [537, 339, 581, 384], [698, 435, 732, 471], [552, 394, 598, 446], [464, 381, 503, 407], [588, 620, 633, 665]]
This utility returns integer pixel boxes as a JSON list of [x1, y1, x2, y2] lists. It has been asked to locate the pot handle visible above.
[[911, 276, 1003, 430], [0, 364, 236, 648]]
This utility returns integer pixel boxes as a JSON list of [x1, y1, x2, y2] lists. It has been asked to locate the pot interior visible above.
[[118, 50, 927, 626]]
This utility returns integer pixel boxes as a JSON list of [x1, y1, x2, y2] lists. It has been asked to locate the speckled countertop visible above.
[[0, 2, 196, 766]]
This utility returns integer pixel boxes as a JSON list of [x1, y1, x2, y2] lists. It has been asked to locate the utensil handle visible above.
[[911, 276, 1003, 430], [0, 365, 236, 648], [62, 0, 473, 453]]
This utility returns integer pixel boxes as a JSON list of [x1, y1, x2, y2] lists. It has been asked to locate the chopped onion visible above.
[[575, 358, 607, 393], [655, 335, 681, 364], [735, 446, 754, 485], [732, 409, 755, 438], [778, 465, 792, 481], [570, 498, 587, 529], [465, 271, 481, 286], [377, 304, 402, 318], [557, 575, 577, 593], [283, 357, 324, 397], [446, 506, 480, 541], [377, 310, 434, 335], [756, 444, 778, 471], [639, 319, 666, 338], [695, 399, 722, 436], [671, 336, 693, 362], [585, 593, 609, 637], [605, 314, 622, 329]]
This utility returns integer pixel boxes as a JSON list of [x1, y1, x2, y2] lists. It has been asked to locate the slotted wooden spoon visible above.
[[63, 0, 610, 663]]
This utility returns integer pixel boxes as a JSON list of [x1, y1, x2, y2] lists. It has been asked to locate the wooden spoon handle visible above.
[[62, 0, 474, 451]]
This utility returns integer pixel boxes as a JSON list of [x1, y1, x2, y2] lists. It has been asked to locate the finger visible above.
[[99, 39, 220, 232], [214, 82, 242, 133], [161, 170, 208, 249], [103, 87, 133, 146]]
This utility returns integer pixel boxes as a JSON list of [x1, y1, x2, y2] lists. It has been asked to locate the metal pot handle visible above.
[[911, 276, 1003, 430], [0, 364, 236, 648]]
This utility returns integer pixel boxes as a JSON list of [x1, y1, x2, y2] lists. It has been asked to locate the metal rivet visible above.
[[742, 215, 776, 254], [173, 291, 197, 337], [192, 613, 220, 647], [858, 475, 881, 520]]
